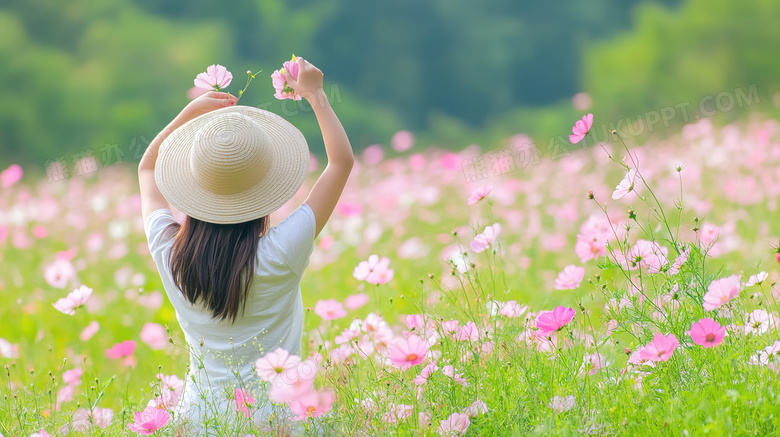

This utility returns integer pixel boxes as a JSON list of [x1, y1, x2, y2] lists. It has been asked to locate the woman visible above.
[[138, 57, 352, 435]]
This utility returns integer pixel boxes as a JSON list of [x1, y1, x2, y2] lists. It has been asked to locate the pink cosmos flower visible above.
[[548, 395, 576, 413], [344, 293, 369, 310], [1, 164, 22, 188], [353, 255, 395, 285], [106, 340, 136, 359], [194, 64, 233, 91], [52, 285, 93, 315], [750, 341, 780, 367], [272, 56, 301, 101], [613, 239, 668, 272], [255, 348, 301, 383], [391, 130, 415, 152], [639, 333, 679, 362], [413, 361, 438, 385], [32, 226, 48, 239], [71, 409, 92, 432], [456, 321, 479, 342], [329, 344, 354, 363], [140, 323, 168, 350], [314, 299, 347, 320], [699, 223, 720, 246], [688, 318, 726, 348], [667, 247, 690, 275], [62, 368, 83, 385], [267, 358, 318, 403], [381, 403, 413, 424], [145, 387, 180, 411], [234, 388, 256, 418], [495, 301, 528, 318], [91, 407, 114, 429], [702, 275, 741, 311], [73, 407, 113, 430], [572, 92, 592, 111], [578, 353, 607, 376], [79, 321, 99, 341], [0, 338, 19, 358], [612, 168, 638, 200], [437, 412, 470, 436], [569, 113, 593, 144], [337, 201, 363, 216], [387, 335, 429, 369], [441, 320, 460, 337], [405, 314, 425, 331], [746, 271, 769, 287], [127, 405, 171, 435], [441, 365, 469, 386], [362, 144, 385, 165], [536, 306, 575, 335], [363, 313, 394, 343], [44, 259, 77, 289], [745, 309, 775, 334], [470, 223, 501, 253], [467, 185, 493, 206], [627, 349, 655, 368], [56, 384, 74, 410], [334, 326, 361, 344], [147, 389, 180, 411], [156, 373, 184, 395], [288, 389, 335, 421], [30, 429, 52, 437], [463, 400, 488, 417], [554, 265, 585, 290], [574, 233, 607, 263]]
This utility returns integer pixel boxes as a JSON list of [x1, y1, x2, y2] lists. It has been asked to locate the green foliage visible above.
[[584, 0, 780, 125], [0, 0, 229, 167], [1, 0, 679, 166]]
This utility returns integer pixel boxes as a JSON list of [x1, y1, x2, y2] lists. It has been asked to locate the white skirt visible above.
[[171, 375, 305, 436]]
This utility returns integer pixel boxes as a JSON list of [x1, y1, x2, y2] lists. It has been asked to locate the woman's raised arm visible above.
[[284, 58, 354, 238], [137, 92, 237, 223]]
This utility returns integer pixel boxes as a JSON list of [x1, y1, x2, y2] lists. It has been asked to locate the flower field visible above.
[[4, 115, 780, 435]]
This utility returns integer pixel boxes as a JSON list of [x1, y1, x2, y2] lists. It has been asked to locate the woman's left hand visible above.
[[179, 91, 238, 122]]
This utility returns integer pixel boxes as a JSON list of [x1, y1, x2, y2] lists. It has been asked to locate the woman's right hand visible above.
[[283, 57, 325, 104]]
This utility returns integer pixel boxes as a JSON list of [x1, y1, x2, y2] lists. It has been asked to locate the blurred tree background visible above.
[[1, 0, 778, 169]]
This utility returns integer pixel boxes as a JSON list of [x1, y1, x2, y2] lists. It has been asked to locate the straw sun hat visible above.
[[155, 105, 309, 224]]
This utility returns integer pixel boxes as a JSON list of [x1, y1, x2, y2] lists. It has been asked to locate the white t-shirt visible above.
[[144, 202, 316, 432]]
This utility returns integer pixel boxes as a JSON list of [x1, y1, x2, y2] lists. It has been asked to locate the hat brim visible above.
[[155, 105, 309, 224]]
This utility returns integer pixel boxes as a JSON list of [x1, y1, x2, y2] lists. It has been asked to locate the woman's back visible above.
[[137, 57, 353, 433], [144, 203, 316, 429]]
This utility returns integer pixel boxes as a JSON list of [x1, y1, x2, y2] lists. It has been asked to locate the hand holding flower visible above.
[[275, 56, 326, 107]]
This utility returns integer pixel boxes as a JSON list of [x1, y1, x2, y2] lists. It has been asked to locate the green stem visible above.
[[234, 70, 263, 105]]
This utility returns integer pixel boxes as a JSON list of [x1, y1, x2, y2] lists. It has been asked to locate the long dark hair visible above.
[[163, 215, 270, 323]]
